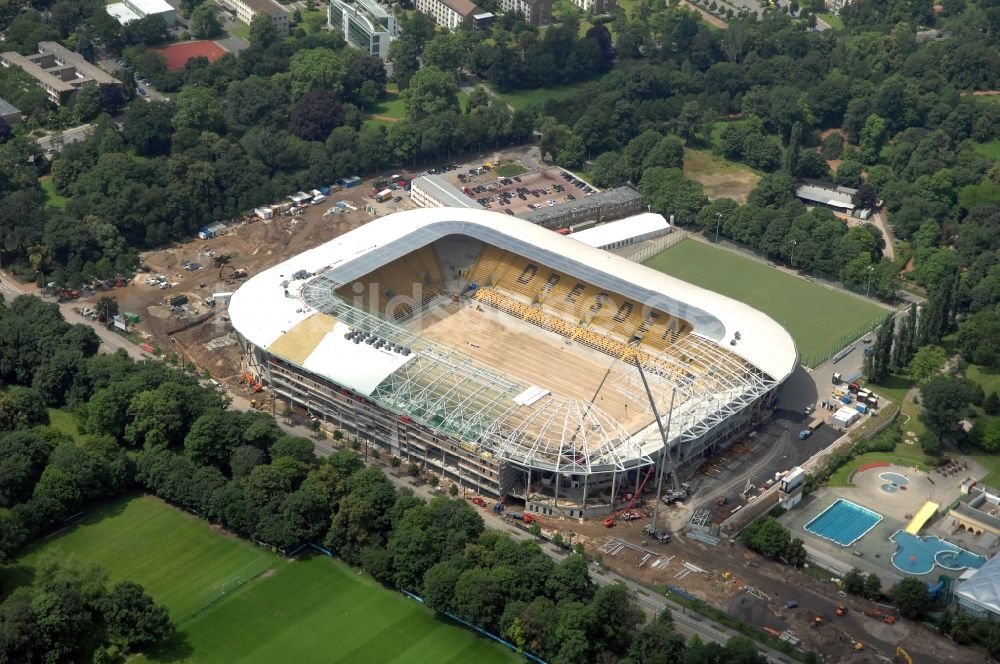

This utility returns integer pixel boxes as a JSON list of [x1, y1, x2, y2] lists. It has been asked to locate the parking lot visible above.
[[438, 164, 598, 218]]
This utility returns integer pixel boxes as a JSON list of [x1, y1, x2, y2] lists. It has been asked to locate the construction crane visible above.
[[895, 646, 913, 664], [605, 466, 655, 527]]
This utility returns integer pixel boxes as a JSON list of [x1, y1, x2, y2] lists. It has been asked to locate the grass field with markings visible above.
[[3, 496, 519, 663], [644, 239, 888, 367]]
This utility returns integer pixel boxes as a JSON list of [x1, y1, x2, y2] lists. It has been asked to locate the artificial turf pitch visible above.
[[643, 239, 887, 366], [6, 496, 518, 663]]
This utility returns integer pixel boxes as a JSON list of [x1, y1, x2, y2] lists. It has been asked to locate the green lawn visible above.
[[494, 82, 589, 111], [496, 163, 528, 177], [39, 177, 67, 209], [366, 90, 468, 128], [4, 496, 519, 663], [643, 240, 888, 367], [972, 454, 1000, 487], [47, 408, 83, 440], [818, 12, 844, 30], [229, 21, 250, 40], [9, 496, 274, 621], [827, 451, 931, 487], [973, 139, 1000, 161], [147, 555, 518, 664]]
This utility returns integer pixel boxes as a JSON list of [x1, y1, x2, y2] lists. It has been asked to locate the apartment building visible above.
[[0, 42, 120, 106], [220, 0, 290, 35]]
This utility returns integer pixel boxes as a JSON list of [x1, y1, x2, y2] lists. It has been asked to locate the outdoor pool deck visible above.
[[781, 485, 993, 586], [890, 530, 986, 576], [804, 499, 883, 546]]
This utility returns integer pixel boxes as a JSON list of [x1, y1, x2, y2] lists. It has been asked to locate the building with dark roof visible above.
[[415, 0, 483, 29], [519, 186, 644, 230], [0, 98, 21, 125]]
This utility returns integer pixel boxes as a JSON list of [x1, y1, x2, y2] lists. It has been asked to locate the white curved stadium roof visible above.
[[230, 208, 797, 473]]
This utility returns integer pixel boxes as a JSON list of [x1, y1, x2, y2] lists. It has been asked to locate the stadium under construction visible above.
[[229, 208, 798, 517]]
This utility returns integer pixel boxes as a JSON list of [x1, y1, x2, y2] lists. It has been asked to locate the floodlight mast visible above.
[[629, 341, 677, 532]]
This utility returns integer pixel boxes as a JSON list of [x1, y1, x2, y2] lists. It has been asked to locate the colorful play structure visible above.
[[905, 500, 940, 535]]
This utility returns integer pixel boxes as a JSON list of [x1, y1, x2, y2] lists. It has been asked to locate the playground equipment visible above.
[[904, 500, 940, 535]]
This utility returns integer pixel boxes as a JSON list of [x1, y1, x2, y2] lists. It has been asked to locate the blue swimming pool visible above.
[[804, 499, 883, 546], [890, 530, 986, 575]]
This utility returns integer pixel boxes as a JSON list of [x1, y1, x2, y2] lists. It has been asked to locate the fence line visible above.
[[703, 234, 897, 308], [400, 589, 548, 663], [626, 228, 690, 263]]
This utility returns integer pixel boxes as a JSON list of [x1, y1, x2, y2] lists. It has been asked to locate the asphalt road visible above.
[[35, 124, 93, 153], [0, 270, 799, 662]]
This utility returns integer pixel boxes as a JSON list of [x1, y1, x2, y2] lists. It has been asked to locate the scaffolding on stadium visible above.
[[290, 279, 779, 476]]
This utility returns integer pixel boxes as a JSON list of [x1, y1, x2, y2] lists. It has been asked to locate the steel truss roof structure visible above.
[[295, 279, 778, 475]]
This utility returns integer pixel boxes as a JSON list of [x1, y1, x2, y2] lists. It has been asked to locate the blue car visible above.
[[138, 88, 146, 96]]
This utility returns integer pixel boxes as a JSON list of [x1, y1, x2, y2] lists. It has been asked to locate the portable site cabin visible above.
[[197, 222, 227, 240], [339, 176, 361, 188], [254, 207, 274, 220], [289, 192, 311, 205], [831, 406, 860, 428]]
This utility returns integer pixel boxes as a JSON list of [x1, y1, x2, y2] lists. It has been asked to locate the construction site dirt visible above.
[[526, 509, 969, 663]]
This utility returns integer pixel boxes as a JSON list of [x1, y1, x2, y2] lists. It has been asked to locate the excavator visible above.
[[895, 646, 913, 664]]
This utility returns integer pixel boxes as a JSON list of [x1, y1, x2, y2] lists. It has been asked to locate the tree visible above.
[[985, 392, 1000, 416], [172, 86, 224, 133], [865, 316, 894, 384], [122, 100, 175, 156], [271, 436, 315, 464], [852, 183, 878, 210], [863, 573, 882, 600], [907, 345, 947, 382], [627, 610, 684, 664], [642, 135, 685, 171], [190, 5, 222, 39], [859, 114, 888, 164], [920, 375, 974, 440], [639, 167, 708, 225], [843, 568, 865, 595], [290, 89, 344, 141], [249, 13, 279, 48], [289, 48, 347, 99], [100, 581, 174, 652], [893, 577, 931, 619], [401, 67, 459, 122], [389, 36, 421, 89], [423, 560, 461, 613], [545, 554, 593, 603], [180, 0, 204, 17], [589, 583, 644, 654]]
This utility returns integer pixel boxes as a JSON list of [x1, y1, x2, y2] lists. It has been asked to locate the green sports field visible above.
[[5, 496, 518, 664], [643, 239, 888, 367]]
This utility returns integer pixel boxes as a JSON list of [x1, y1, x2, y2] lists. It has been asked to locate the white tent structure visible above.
[[956, 555, 1000, 618]]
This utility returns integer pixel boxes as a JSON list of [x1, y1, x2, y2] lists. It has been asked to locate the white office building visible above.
[[328, 0, 397, 60]]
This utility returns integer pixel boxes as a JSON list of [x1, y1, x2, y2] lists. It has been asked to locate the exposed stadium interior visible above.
[[230, 208, 797, 518]]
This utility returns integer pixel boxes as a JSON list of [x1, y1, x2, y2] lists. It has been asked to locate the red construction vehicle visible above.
[[622, 510, 643, 521], [616, 466, 655, 519], [241, 371, 263, 392], [521, 514, 535, 524], [471, 497, 486, 507], [603, 516, 615, 528], [864, 608, 896, 624]]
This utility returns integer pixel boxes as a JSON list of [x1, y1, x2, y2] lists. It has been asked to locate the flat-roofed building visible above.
[[410, 174, 484, 209], [414, 0, 482, 30], [328, 0, 396, 60], [220, 0, 290, 34], [106, 0, 177, 26], [497, 0, 551, 25], [0, 42, 121, 105]]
